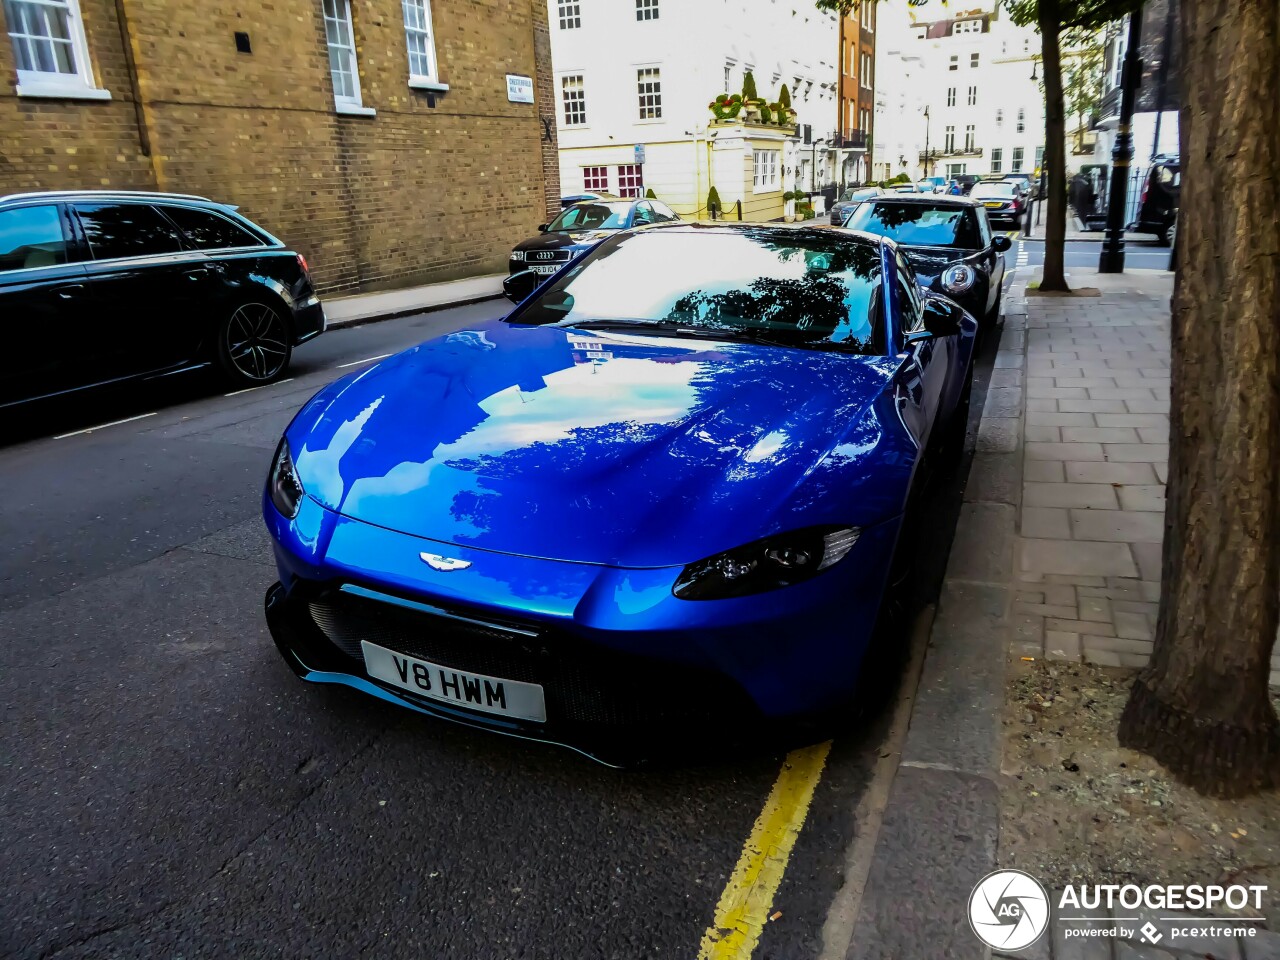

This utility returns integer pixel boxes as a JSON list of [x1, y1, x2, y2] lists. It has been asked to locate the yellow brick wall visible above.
[[0, 0, 559, 293]]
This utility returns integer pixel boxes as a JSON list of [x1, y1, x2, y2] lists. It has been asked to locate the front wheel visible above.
[[217, 302, 293, 385]]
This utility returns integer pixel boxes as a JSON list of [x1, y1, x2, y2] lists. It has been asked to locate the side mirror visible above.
[[993, 235, 1012, 252], [907, 296, 964, 343], [537, 223, 549, 233], [503, 269, 542, 304]]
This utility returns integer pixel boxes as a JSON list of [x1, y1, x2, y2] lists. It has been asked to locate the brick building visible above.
[[0, 0, 560, 293], [836, 1, 875, 185]]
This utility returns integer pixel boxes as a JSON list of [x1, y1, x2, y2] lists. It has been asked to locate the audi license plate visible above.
[[361, 641, 547, 722], [530, 264, 559, 275]]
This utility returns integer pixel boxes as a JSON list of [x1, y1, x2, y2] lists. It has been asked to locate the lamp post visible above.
[[1099, 6, 1144, 273], [922, 106, 931, 178]]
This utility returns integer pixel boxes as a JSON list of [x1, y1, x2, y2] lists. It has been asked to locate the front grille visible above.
[[526, 249, 572, 263], [306, 589, 756, 727]]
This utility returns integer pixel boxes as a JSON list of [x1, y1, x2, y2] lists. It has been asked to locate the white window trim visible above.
[[559, 71, 587, 128], [752, 148, 780, 194], [8, 0, 110, 99], [401, 0, 442, 88], [323, 0, 374, 116]]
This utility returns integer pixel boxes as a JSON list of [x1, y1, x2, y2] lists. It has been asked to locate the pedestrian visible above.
[[948, 179, 962, 196]]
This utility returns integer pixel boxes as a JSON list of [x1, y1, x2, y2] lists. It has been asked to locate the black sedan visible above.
[[509, 198, 680, 278], [0, 190, 324, 409], [559, 190, 620, 208], [969, 180, 1027, 229], [843, 195, 1009, 328]]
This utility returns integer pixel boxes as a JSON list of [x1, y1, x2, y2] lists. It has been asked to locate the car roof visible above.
[[0, 190, 236, 210], [612, 221, 890, 248], [865, 194, 981, 208]]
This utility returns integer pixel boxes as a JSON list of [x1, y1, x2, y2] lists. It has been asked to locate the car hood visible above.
[[898, 245, 986, 286], [513, 231, 614, 254], [288, 321, 912, 567]]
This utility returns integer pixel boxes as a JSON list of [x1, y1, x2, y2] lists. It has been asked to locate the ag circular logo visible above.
[[968, 869, 1051, 950]]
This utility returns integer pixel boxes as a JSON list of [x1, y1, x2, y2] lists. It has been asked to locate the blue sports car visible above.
[[263, 223, 976, 762]]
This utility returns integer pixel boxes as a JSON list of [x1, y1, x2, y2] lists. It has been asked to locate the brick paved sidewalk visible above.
[[1005, 269, 1280, 687]]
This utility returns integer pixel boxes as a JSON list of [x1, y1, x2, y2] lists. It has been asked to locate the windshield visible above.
[[971, 182, 1016, 199], [847, 202, 982, 248], [548, 202, 632, 232], [511, 228, 886, 355]]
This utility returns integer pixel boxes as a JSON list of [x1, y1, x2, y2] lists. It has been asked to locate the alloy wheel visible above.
[[226, 304, 289, 381]]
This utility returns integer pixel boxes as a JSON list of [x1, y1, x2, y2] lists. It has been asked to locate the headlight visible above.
[[268, 439, 304, 519], [510, 249, 525, 261], [673, 526, 860, 600], [942, 263, 975, 294]]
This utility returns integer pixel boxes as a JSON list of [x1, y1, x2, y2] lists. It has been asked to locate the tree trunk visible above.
[[1117, 0, 1280, 798], [1037, 0, 1069, 291]]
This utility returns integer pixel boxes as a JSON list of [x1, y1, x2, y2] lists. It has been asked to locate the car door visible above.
[[895, 251, 952, 452], [0, 202, 93, 406], [73, 201, 223, 379]]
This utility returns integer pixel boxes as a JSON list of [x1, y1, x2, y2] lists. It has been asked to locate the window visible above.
[[953, 18, 981, 34], [990, 147, 1003, 174], [860, 53, 872, 88], [996, 108, 1004, 125], [161, 206, 262, 251], [0, 204, 67, 271], [5, 0, 105, 98], [557, 0, 580, 29], [561, 74, 586, 126], [944, 125, 955, 152], [635, 0, 658, 21], [1035, 145, 1044, 170], [617, 164, 644, 197], [401, 0, 439, 83], [967, 85, 977, 106], [724, 60, 734, 90], [75, 203, 183, 261], [583, 166, 608, 191], [1011, 146, 1025, 173], [752, 149, 779, 191], [970, 52, 980, 68], [948, 54, 958, 71], [636, 67, 661, 120], [650, 201, 678, 222], [964, 124, 975, 151], [895, 252, 923, 330], [946, 87, 956, 107], [322, 0, 368, 113], [860, 1, 873, 30], [1016, 108, 1025, 133], [860, 107, 870, 134]]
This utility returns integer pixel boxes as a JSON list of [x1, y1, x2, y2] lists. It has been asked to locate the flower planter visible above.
[[784, 198, 796, 223]]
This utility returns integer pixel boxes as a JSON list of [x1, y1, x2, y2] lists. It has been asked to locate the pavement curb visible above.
[[843, 276, 1032, 960]]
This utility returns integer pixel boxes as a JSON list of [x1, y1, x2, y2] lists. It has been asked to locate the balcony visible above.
[[835, 130, 868, 150], [920, 146, 984, 161]]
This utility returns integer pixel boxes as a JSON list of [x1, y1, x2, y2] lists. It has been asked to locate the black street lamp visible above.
[[1099, 6, 1144, 273]]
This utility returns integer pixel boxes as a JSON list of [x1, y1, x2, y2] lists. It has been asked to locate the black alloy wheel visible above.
[[219, 302, 292, 384]]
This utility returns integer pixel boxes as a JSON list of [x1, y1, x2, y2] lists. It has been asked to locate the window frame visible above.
[[322, 0, 374, 116], [157, 203, 266, 253], [617, 164, 644, 198], [964, 124, 975, 152], [71, 201, 188, 264], [5, 0, 111, 100], [1016, 108, 1026, 133], [635, 0, 658, 21], [967, 85, 977, 107], [1011, 146, 1025, 173], [556, 0, 580, 29], [990, 147, 1003, 174], [752, 148, 780, 193], [946, 86, 956, 107], [944, 125, 956, 152], [583, 166, 609, 192], [401, 0, 444, 91], [560, 72, 587, 127], [636, 65, 662, 121]]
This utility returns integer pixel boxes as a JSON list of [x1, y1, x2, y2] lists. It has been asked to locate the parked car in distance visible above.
[[0, 190, 324, 409], [264, 222, 977, 763], [509, 198, 679, 277], [1130, 156, 1179, 245], [844, 195, 1009, 329], [953, 174, 980, 195], [969, 180, 1026, 229], [560, 190, 620, 209], [828, 186, 880, 225], [1002, 174, 1034, 197], [918, 177, 947, 194]]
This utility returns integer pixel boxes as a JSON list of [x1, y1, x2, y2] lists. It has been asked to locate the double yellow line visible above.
[[696, 742, 833, 959]]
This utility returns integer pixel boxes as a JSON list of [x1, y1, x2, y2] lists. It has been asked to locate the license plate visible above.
[[530, 264, 559, 275], [984, 201, 1003, 208], [361, 641, 547, 722]]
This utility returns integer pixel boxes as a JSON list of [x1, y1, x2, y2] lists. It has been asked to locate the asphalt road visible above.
[[0, 296, 1001, 960], [1017, 236, 1174, 271]]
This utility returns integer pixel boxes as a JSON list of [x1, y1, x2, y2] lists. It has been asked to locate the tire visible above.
[[217, 301, 293, 385]]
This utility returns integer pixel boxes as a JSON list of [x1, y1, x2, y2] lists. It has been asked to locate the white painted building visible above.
[[874, 4, 1045, 183], [547, 0, 842, 221]]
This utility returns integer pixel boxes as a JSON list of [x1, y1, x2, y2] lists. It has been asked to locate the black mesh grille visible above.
[[306, 590, 755, 727]]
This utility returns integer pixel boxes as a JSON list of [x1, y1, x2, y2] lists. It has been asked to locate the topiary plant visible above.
[[645, 187, 656, 199], [779, 84, 791, 110], [759, 102, 773, 123], [707, 185, 722, 215], [742, 71, 758, 102]]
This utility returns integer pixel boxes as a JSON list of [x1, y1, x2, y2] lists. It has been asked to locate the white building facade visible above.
[[547, 0, 842, 220], [874, 4, 1046, 183]]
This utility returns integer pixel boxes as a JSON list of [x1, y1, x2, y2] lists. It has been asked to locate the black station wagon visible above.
[[0, 190, 325, 409]]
